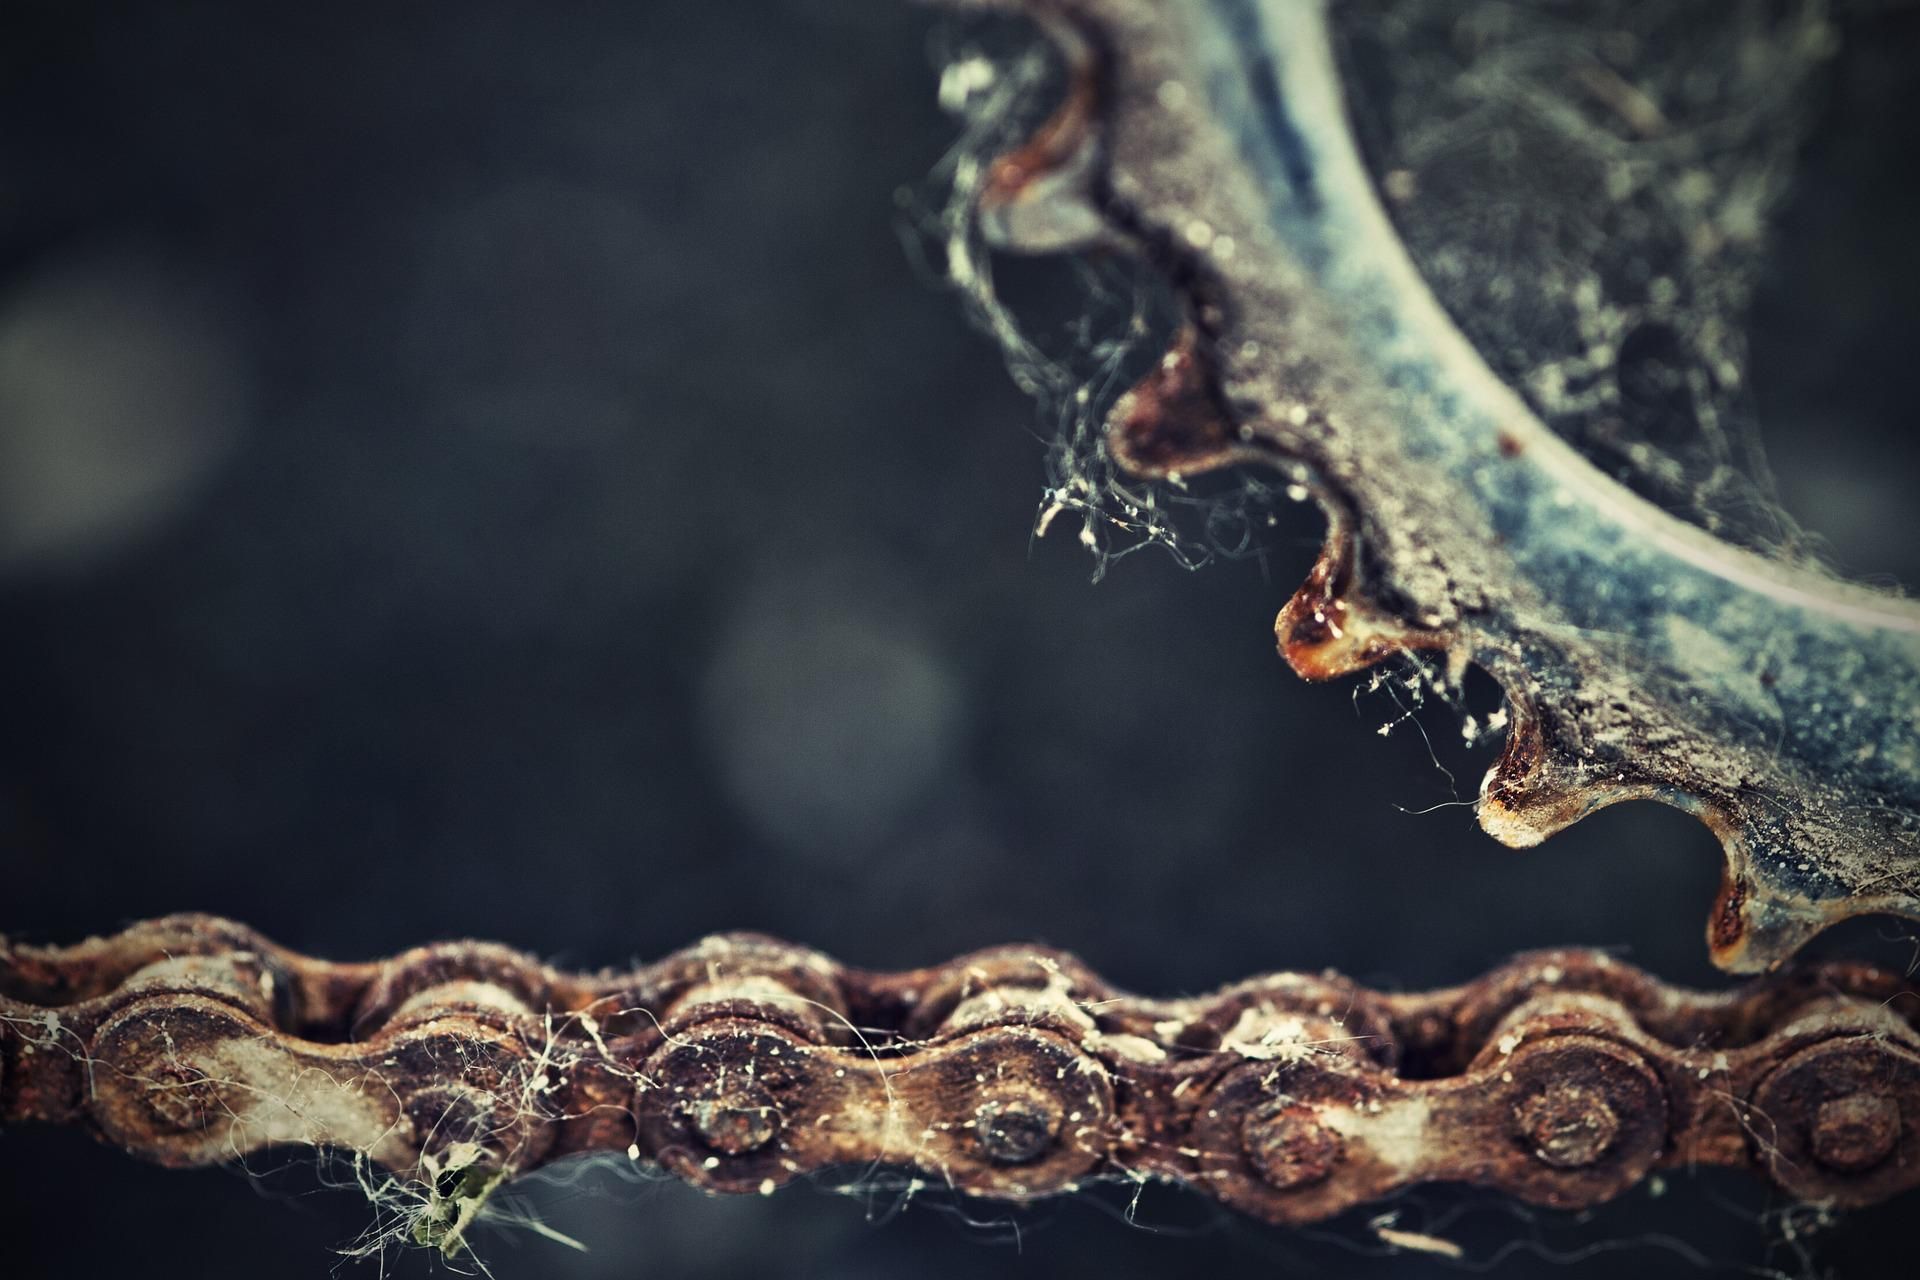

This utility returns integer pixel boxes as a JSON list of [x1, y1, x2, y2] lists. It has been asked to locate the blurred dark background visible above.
[[1, 2, 1915, 1277]]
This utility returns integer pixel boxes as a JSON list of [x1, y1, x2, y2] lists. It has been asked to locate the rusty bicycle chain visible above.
[[3, 914, 1918, 1225]]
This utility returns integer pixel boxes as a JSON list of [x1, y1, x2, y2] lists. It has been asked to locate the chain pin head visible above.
[[1514, 1082, 1620, 1169], [681, 1082, 780, 1156], [141, 1063, 221, 1134], [1811, 1092, 1900, 1173], [975, 1095, 1060, 1165], [1244, 1103, 1345, 1190]]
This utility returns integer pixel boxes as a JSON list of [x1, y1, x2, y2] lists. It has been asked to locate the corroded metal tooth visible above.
[[1277, 520, 1450, 682], [1701, 810, 1908, 975], [1105, 328, 1251, 479], [975, 18, 1108, 255], [1475, 701, 1584, 849]]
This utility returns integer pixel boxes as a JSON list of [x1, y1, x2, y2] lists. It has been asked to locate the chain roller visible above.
[[5, 915, 1918, 1222]]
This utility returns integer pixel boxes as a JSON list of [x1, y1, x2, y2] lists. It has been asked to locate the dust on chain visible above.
[[4, 915, 1919, 1222]]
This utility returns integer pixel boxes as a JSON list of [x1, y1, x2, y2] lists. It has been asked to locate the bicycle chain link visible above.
[[4, 915, 1918, 1223]]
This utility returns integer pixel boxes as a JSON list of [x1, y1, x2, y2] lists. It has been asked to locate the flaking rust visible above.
[[948, 0, 1920, 972], [7, 916, 1920, 1226]]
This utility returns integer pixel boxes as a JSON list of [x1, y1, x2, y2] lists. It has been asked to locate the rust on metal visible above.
[[7, 916, 1920, 1226], [1276, 520, 1451, 682], [1105, 329, 1252, 480], [940, 0, 1920, 973], [974, 15, 1107, 254]]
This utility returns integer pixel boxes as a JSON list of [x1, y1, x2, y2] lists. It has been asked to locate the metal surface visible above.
[[6, 915, 1919, 1232], [952, 0, 1920, 972]]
